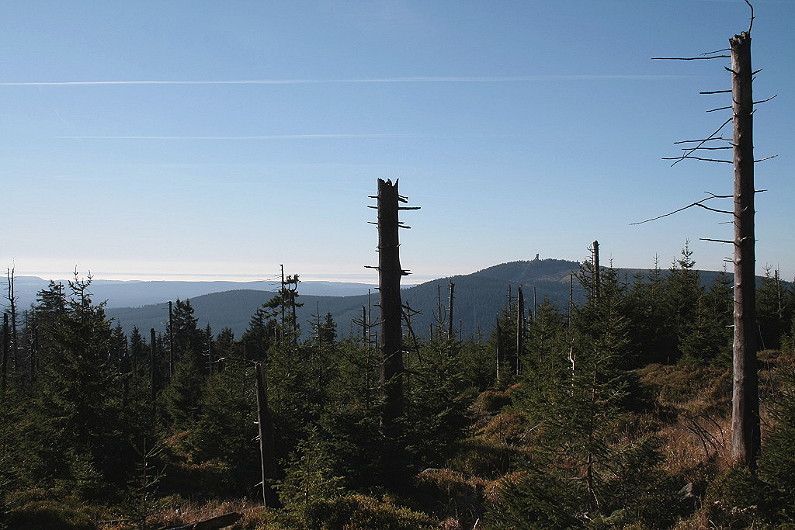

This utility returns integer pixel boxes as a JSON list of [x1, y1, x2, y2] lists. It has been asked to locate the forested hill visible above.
[[106, 258, 752, 339], [11, 276, 377, 310], [402, 258, 584, 338], [105, 258, 579, 338]]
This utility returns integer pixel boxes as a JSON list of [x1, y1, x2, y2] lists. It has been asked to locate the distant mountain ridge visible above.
[[104, 259, 587, 338], [14, 260, 778, 340], [8, 276, 378, 310]]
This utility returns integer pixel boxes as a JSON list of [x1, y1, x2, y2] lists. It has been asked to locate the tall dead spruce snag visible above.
[[368, 179, 420, 433], [645, 2, 774, 471], [729, 29, 760, 472]]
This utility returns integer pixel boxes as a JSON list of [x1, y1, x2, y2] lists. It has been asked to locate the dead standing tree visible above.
[[2, 313, 9, 390], [448, 281, 455, 341], [642, 1, 774, 471], [728, 29, 762, 471], [255, 362, 280, 508], [5, 267, 19, 379], [516, 285, 524, 376], [367, 178, 419, 433]]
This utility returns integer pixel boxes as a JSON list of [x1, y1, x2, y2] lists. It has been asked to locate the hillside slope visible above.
[[105, 259, 763, 339], [106, 259, 584, 338]]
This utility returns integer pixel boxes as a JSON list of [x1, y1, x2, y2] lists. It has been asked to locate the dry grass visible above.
[[658, 413, 731, 477], [415, 468, 488, 527], [476, 410, 535, 446], [101, 497, 254, 529], [481, 471, 527, 505]]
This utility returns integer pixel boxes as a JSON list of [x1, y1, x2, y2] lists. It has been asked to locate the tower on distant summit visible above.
[[534, 254, 540, 261]]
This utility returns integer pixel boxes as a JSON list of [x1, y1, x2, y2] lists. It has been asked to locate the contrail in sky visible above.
[[57, 134, 420, 140], [0, 75, 689, 86]]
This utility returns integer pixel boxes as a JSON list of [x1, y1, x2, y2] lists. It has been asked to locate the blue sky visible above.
[[2, 0, 793, 284]]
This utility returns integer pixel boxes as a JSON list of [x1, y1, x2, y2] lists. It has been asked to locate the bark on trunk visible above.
[[2, 313, 9, 390], [592, 240, 600, 300], [516, 286, 524, 375], [448, 282, 455, 341], [377, 179, 405, 430], [168, 301, 174, 379], [255, 363, 280, 508], [730, 31, 760, 471]]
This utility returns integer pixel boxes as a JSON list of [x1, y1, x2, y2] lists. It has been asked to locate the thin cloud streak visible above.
[[1, 74, 691, 87], [56, 134, 424, 140]]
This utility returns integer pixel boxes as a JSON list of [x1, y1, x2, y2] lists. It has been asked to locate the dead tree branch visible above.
[[631, 193, 733, 225], [674, 137, 732, 144], [668, 117, 733, 166], [745, 0, 755, 34], [682, 146, 732, 151], [652, 55, 729, 60], [663, 156, 732, 163], [753, 94, 777, 105]]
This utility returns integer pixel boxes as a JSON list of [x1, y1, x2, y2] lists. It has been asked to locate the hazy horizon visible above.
[[4, 2, 793, 282]]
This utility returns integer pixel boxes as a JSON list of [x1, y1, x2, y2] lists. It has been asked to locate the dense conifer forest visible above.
[[2, 242, 795, 529]]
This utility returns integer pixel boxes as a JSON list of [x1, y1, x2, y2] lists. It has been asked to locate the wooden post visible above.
[[255, 363, 280, 508], [729, 31, 760, 471]]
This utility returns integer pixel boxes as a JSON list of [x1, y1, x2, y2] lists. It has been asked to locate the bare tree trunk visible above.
[[496, 319, 503, 382], [255, 363, 280, 508], [361, 306, 367, 343], [150, 328, 157, 403], [592, 240, 601, 300], [448, 281, 455, 341], [376, 178, 405, 430], [280, 265, 286, 343], [168, 301, 174, 379], [6, 268, 18, 376], [28, 310, 38, 380], [205, 324, 214, 376], [568, 274, 574, 329], [730, 30, 760, 471], [516, 286, 524, 376], [2, 313, 9, 390]]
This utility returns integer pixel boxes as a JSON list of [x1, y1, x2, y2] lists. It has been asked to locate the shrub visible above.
[[703, 468, 774, 528], [283, 493, 435, 530], [760, 367, 795, 523], [449, 438, 525, 478], [415, 468, 486, 525], [6, 494, 96, 530], [477, 411, 532, 446], [486, 468, 582, 529], [470, 390, 511, 416]]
